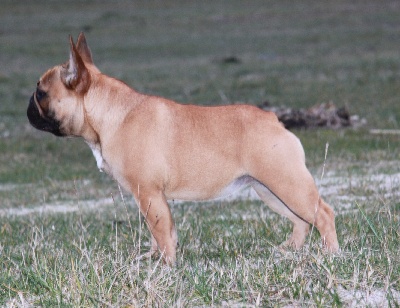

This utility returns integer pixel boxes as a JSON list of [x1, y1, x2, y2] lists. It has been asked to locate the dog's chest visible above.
[[87, 142, 109, 173]]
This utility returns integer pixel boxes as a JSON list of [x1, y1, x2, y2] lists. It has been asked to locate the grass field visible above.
[[1, 0, 399, 306]]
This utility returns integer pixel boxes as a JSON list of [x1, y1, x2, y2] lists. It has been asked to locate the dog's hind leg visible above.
[[251, 177, 338, 252], [246, 129, 339, 251], [251, 181, 310, 249]]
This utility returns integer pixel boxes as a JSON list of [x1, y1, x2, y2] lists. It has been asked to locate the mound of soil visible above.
[[258, 102, 366, 129]]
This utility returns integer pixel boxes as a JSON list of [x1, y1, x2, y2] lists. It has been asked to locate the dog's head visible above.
[[27, 33, 97, 137]]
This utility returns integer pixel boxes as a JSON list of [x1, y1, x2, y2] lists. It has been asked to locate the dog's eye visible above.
[[36, 88, 47, 101]]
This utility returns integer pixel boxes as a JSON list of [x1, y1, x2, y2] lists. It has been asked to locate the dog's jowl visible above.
[[27, 33, 339, 265]]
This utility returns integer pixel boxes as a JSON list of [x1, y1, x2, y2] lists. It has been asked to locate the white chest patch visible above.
[[87, 142, 104, 172]]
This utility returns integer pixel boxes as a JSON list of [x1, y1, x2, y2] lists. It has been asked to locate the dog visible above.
[[27, 33, 339, 264]]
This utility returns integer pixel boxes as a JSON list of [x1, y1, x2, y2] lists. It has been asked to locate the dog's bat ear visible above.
[[61, 35, 91, 94], [76, 32, 94, 65]]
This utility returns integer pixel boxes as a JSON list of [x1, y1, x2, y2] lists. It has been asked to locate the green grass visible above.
[[1, 0, 400, 306], [1, 197, 399, 306]]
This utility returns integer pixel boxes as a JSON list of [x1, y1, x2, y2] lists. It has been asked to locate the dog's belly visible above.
[[166, 175, 254, 201]]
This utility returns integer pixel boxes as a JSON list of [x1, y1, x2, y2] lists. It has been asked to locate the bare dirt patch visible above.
[[0, 197, 114, 217], [1, 169, 398, 217]]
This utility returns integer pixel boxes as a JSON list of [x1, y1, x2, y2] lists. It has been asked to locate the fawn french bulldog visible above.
[[27, 33, 338, 264]]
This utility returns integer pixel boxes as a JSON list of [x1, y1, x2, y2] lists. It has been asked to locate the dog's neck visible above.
[[81, 73, 144, 174], [81, 74, 139, 141]]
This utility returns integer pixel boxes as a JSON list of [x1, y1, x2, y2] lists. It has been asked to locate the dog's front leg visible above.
[[150, 234, 159, 256], [134, 188, 178, 265]]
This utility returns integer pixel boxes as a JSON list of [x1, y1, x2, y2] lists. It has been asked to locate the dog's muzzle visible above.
[[27, 93, 64, 137]]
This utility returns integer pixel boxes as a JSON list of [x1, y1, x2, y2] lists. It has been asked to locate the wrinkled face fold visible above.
[[27, 79, 64, 137]]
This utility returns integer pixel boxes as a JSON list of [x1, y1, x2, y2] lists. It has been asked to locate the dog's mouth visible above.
[[27, 93, 64, 137]]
